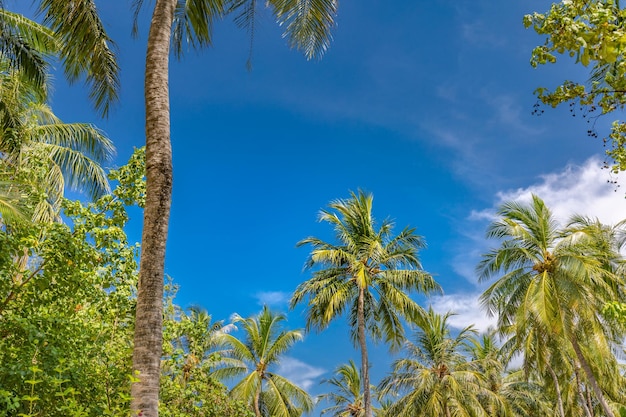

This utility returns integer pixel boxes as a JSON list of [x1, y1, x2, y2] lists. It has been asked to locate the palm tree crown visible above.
[[213, 306, 312, 417], [0, 67, 114, 222], [378, 308, 492, 417], [318, 360, 372, 417]]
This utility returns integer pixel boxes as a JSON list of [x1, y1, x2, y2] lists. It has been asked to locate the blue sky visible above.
[[10, 0, 626, 407]]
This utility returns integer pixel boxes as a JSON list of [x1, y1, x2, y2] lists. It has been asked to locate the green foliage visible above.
[[0, 150, 144, 416], [527, 0, 626, 172], [160, 289, 253, 417], [478, 195, 626, 416]]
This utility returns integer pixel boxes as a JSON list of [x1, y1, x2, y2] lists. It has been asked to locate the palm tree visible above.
[[318, 360, 375, 417], [478, 195, 626, 417], [291, 190, 440, 417], [378, 308, 492, 417], [212, 306, 312, 417], [0, 66, 114, 223], [468, 332, 552, 417], [128, 0, 339, 414]]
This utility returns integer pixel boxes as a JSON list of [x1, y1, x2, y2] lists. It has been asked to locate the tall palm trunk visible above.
[[357, 286, 372, 417], [131, 0, 176, 416], [570, 335, 615, 417]]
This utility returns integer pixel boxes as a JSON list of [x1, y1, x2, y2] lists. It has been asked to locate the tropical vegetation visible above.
[[3, 1, 626, 417], [213, 306, 313, 417], [291, 190, 440, 417]]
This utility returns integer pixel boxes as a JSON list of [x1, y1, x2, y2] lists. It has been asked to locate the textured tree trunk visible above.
[[130, 0, 176, 416], [357, 286, 372, 417], [574, 366, 593, 417], [546, 363, 565, 417], [570, 335, 615, 417], [253, 389, 262, 417]]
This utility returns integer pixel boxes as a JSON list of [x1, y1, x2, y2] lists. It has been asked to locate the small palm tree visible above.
[[379, 308, 493, 417], [478, 195, 626, 417], [468, 332, 551, 417], [212, 306, 312, 417], [318, 360, 377, 417], [291, 190, 440, 417]]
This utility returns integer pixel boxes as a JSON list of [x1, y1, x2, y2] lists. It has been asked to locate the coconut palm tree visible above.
[[378, 308, 493, 417], [212, 306, 312, 417], [0, 6, 117, 223], [291, 190, 440, 417], [318, 360, 377, 417], [478, 195, 626, 417], [468, 332, 552, 417], [128, 1, 339, 414]]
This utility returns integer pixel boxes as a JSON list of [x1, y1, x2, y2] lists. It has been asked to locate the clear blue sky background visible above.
[[10, 0, 626, 408]]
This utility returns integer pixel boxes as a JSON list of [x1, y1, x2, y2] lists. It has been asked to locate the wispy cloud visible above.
[[461, 21, 506, 48], [254, 291, 292, 307], [276, 356, 325, 391], [483, 93, 544, 135]]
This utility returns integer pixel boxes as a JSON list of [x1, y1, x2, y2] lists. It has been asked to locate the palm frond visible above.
[[37, 0, 120, 116]]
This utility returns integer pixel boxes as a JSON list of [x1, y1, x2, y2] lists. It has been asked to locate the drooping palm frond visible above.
[[0, 9, 57, 92], [37, 0, 120, 117], [171, 0, 226, 58], [0, 179, 29, 223]]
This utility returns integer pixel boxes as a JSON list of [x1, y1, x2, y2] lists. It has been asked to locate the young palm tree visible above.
[[212, 306, 312, 417], [478, 195, 626, 417], [291, 190, 440, 417], [128, 1, 338, 414], [378, 308, 492, 417], [318, 360, 375, 417]]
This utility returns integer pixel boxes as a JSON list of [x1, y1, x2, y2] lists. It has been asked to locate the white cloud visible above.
[[254, 291, 292, 307], [474, 156, 626, 225], [449, 155, 626, 286], [429, 293, 497, 333], [276, 356, 325, 391]]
